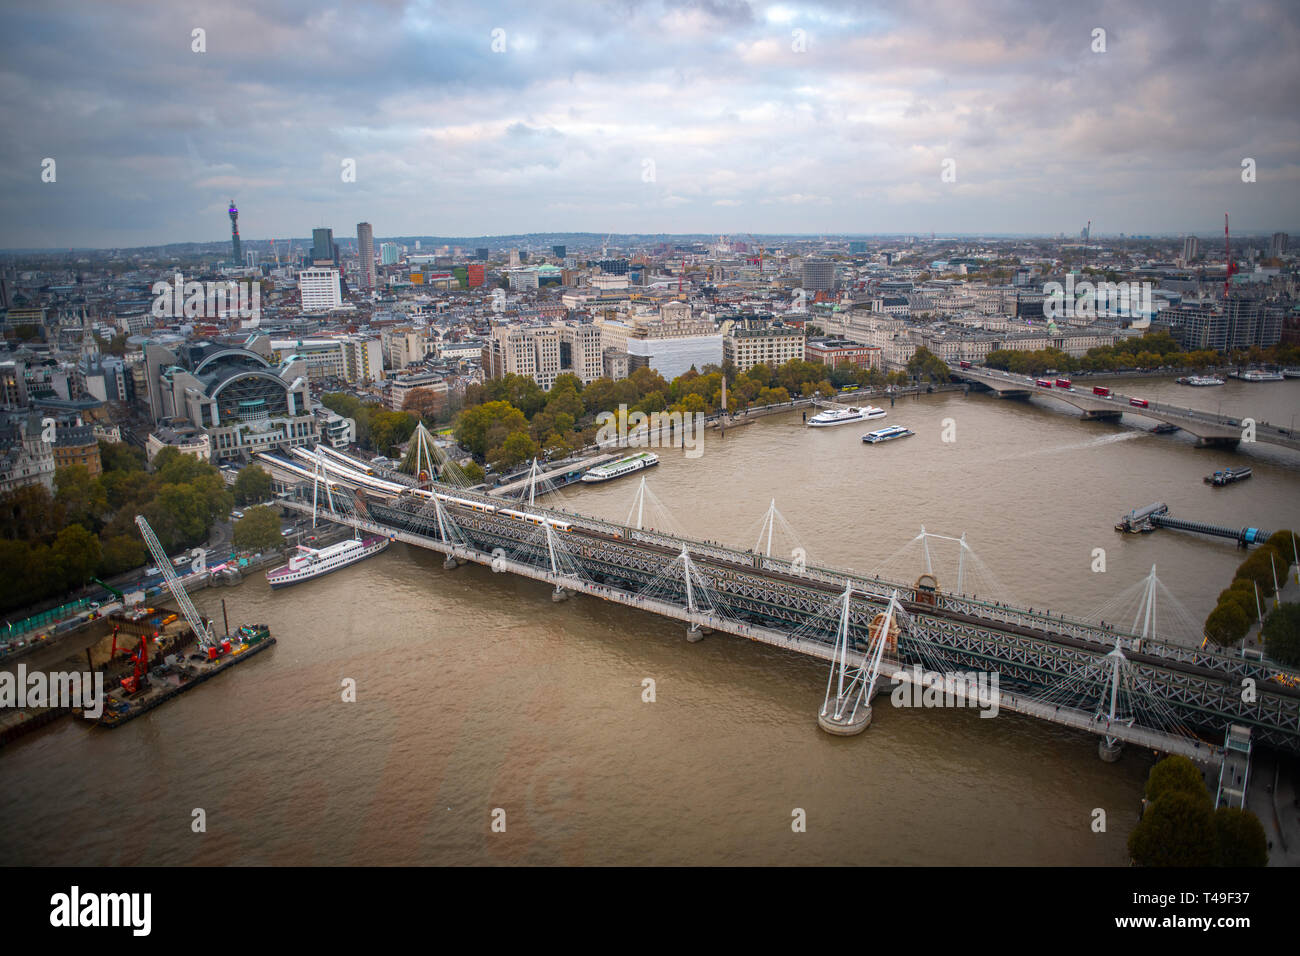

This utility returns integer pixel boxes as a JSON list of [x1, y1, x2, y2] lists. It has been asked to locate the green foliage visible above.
[[1128, 791, 1217, 867], [1268, 530, 1298, 566], [906, 346, 951, 383], [1213, 807, 1268, 866], [0, 445, 232, 613], [1262, 604, 1300, 667], [1236, 546, 1285, 598], [233, 506, 283, 554], [1204, 600, 1251, 646], [1216, 586, 1257, 620], [492, 431, 539, 471], [1145, 756, 1210, 806], [232, 465, 272, 506], [369, 410, 418, 457]]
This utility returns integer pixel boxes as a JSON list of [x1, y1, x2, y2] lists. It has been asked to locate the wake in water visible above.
[[1005, 430, 1146, 460]]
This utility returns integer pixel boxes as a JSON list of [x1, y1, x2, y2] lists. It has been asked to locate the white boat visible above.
[[1176, 375, 1225, 387], [266, 536, 390, 589], [862, 425, 914, 444], [580, 451, 659, 483], [1231, 369, 1285, 382], [1282, 368, 1300, 379], [807, 405, 886, 427]]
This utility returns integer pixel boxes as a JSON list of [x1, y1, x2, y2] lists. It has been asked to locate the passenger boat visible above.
[[1204, 467, 1253, 486], [580, 451, 659, 483], [266, 535, 390, 589], [1231, 369, 1285, 382], [1283, 368, 1300, 379], [807, 405, 886, 427], [862, 425, 914, 444], [1175, 375, 1225, 386]]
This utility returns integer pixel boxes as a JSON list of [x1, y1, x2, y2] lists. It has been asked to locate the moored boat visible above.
[[1176, 375, 1225, 386], [807, 405, 886, 427], [266, 536, 390, 589]]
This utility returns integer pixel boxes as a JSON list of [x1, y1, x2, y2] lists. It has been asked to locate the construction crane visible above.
[[135, 515, 217, 656]]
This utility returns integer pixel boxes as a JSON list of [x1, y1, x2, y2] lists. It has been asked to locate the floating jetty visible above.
[[95, 625, 274, 728], [1116, 502, 1270, 546]]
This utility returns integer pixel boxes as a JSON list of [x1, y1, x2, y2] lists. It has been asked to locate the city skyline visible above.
[[2, 0, 1298, 249]]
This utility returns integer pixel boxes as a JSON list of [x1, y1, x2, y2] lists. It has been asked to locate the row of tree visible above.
[[0, 443, 233, 615], [1128, 755, 1267, 866], [446, 352, 953, 473], [1202, 531, 1298, 657]]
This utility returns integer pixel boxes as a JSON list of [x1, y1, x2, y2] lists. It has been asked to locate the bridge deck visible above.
[[283, 498, 1227, 762]]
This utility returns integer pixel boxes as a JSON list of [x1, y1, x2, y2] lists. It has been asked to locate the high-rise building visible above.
[[312, 228, 336, 264], [508, 249, 521, 268], [1270, 232, 1289, 258], [801, 259, 836, 292], [1182, 236, 1199, 263], [848, 241, 867, 255], [228, 200, 241, 263], [466, 263, 486, 288], [356, 222, 376, 292], [381, 242, 400, 265], [476, 247, 489, 260], [299, 268, 343, 311], [552, 244, 566, 259]]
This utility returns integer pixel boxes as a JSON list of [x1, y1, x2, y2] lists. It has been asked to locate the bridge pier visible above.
[[442, 555, 458, 569], [818, 704, 871, 735], [686, 623, 708, 642], [1098, 737, 1124, 762], [551, 585, 570, 602]]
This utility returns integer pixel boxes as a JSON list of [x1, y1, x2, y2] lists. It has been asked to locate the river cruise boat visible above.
[[1284, 368, 1300, 379], [580, 451, 659, 483], [862, 425, 914, 444], [1231, 369, 1285, 382], [1176, 375, 1226, 386], [807, 405, 886, 427], [266, 536, 390, 589]]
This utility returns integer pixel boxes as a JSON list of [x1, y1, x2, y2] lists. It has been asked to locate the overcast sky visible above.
[[2, 0, 1298, 249]]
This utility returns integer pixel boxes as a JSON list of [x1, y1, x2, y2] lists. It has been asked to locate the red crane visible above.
[[1223, 212, 1238, 300]]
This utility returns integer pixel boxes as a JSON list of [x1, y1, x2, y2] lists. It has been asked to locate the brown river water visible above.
[[2, 377, 1297, 865]]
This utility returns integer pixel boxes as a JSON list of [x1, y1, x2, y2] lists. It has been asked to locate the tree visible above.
[[1204, 600, 1251, 647], [490, 430, 539, 471], [402, 387, 446, 423], [907, 346, 951, 383], [1145, 755, 1209, 806], [55, 466, 108, 532], [1268, 530, 1298, 567], [50, 524, 101, 592], [1261, 603, 1300, 667], [1213, 807, 1268, 866], [232, 464, 272, 506], [1128, 791, 1217, 867], [233, 506, 283, 554], [455, 401, 528, 459], [1236, 546, 1284, 597]]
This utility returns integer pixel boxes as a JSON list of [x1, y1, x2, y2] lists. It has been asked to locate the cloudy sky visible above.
[[2, 0, 1298, 249]]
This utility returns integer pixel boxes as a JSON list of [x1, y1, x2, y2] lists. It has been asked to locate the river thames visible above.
[[2, 377, 1297, 865]]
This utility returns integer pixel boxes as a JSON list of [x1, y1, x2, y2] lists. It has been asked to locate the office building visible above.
[[312, 228, 337, 265], [723, 326, 806, 372], [1182, 236, 1199, 263], [357, 222, 376, 292], [801, 259, 836, 292], [381, 242, 401, 266], [299, 268, 343, 311]]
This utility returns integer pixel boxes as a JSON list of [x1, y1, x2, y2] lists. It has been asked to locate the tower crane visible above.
[[135, 515, 218, 657]]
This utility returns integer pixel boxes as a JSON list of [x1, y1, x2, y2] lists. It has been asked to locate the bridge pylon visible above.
[[818, 587, 899, 736]]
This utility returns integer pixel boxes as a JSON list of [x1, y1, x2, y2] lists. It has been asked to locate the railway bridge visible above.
[[953, 366, 1300, 450], [265, 446, 1300, 781]]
